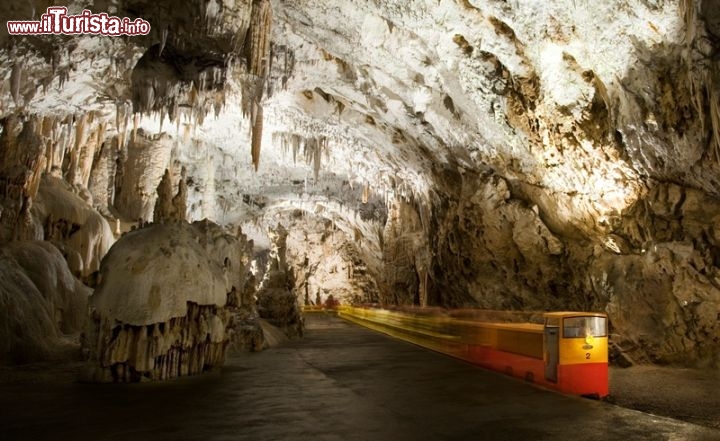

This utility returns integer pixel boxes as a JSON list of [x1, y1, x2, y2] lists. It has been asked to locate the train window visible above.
[[563, 316, 607, 338]]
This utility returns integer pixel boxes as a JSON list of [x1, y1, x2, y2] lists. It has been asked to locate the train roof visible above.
[[543, 311, 607, 318]]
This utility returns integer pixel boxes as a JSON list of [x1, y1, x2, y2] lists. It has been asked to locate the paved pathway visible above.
[[1, 313, 718, 441]]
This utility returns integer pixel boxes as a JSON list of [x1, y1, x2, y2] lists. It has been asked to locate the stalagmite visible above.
[[153, 169, 175, 223], [33, 175, 115, 277], [171, 167, 188, 222]]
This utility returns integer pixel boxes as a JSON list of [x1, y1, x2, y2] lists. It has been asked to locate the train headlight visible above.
[[585, 335, 594, 346]]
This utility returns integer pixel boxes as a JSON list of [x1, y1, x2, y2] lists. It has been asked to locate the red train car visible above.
[[339, 306, 609, 398]]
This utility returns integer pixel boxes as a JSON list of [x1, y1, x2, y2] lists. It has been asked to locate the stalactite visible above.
[[175, 109, 182, 136], [251, 104, 263, 171], [10, 63, 22, 107], [183, 123, 192, 144], [97, 122, 107, 153], [682, 0, 696, 43], [205, 0, 220, 30], [682, 0, 720, 162], [362, 182, 370, 204], [66, 114, 88, 185], [199, 71, 207, 92], [710, 87, 720, 162], [188, 82, 198, 108], [247, 0, 272, 78], [87, 303, 231, 382], [74, 114, 87, 154], [59, 69, 69, 89], [115, 103, 124, 138], [213, 90, 225, 118], [56, 125, 68, 171], [244, 0, 272, 171], [292, 134, 300, 164], [159, 108, 166, 134], [132, 113, 140, 143], [313, 137, 322, 181], [40, 116, 53, 139], [44, 139, 53, 173], [322, 136, 330, 162], [159, 26, 169, 57]]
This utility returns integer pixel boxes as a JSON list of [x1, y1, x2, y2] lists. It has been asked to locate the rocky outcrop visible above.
[[0, 241, 91, 364], [0, 116, 46, 242], [83, 221, 257, 382], [256, 224, 304, 338], [31, 176, 115, 280], [591, 183, 720, 366], [379, 199, 431, 306], [282, 213, 380, 307]]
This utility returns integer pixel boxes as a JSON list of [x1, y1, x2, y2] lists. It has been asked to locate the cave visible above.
[[1, 0, 719, 439]]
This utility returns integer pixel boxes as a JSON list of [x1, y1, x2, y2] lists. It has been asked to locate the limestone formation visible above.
[[256, 224, 304, 338], [31, 176, 115, 279], [0, 116, 46, 242], [0, 241, 91, 364], [153, 169, 175, 224], [284, 214, 380, 307], [114, 131, 175, 223], [172, 167, 189, 222], [381, 199, 431, 306], [153, 167, 188, 224], [83, 221, 258, 382]]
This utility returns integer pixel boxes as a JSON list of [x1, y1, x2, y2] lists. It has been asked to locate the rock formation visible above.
[[283, 213, 380, 307], [0, 241, 91, 364], [31, 176, 115, 280], [153, 166, 189, 223], [256, 224, 304, 338], [83, 221, 258, 382]]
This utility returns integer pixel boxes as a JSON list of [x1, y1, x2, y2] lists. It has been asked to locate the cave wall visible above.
[[283, 213, 380, 306]]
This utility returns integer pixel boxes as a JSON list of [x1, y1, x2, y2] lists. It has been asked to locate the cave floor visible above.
[[1, 314, 718, 441]]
